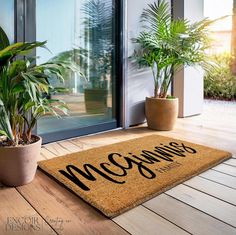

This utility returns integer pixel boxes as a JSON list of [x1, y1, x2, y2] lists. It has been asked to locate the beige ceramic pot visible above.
[[145, 97, 178, 131], [0, 136, 42, 186]]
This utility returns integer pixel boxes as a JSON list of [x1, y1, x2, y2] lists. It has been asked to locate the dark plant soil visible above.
[[0, 135, 40, 147]]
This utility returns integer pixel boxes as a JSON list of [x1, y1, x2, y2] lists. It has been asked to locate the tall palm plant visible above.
[[0, 26, 80, 146], [132, 0, 212, 98]]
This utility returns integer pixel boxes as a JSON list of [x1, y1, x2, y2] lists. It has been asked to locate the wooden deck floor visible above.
[[1, 102, 236, 234]]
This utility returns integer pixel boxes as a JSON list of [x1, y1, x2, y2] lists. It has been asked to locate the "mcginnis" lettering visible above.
[[59, 142, 197, 191]]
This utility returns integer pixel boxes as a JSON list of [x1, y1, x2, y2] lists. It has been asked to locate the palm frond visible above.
[[0, 26, 10, 50], [141, 0, 171, 34], [132, 0, 214, 98], [0, 98, 14, 141]]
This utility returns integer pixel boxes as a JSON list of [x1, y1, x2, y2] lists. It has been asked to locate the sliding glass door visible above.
[[0, 0, 14, 43], [35, 0, 121, 142]]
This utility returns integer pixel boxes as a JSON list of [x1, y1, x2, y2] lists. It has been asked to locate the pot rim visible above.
[[146, 96, 178, 101], [0, 135, 42, 149], [84, 88, 108, 91]]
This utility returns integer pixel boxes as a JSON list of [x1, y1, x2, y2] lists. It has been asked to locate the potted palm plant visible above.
[[132, 0, 212, 130], [0, 26, 79, 186], [82, 0, 113, 114]]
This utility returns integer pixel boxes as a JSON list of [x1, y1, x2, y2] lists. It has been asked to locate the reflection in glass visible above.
[[0, 0, 14, 43], [36, 0, 116, 135], [83, 0, 113, 114]]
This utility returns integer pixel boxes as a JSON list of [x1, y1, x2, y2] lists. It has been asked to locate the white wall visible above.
[[124, 0, 154, 127], [125, 0, 171, 127]]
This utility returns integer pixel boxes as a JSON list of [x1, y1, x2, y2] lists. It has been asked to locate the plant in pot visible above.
[[132, 0, 212, 130], [82, 0, 113, 114], [0, 26, 78, 186]]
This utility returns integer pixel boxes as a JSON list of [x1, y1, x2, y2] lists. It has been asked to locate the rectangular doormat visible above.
[[38, 135, 232, 218]]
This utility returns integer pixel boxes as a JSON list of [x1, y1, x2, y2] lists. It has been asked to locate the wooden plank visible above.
[[43, 143, 69, 156], [125, 122, 235, 155], [127, 128, 236, 157], [184, 176, 236, 205], [213, 164, 236, 177], [177, 118, 236, 134], [160, 128, 236, 155], [144, 194, 236, 235], [177, 116, 236, 135], [40, 147, 56, 160], [176, 118, 236, 137], [113, 206, 189, 235], [71, 136, 113, 151], [17, 171, 128, 235], [166, 184, 236, 227], [70, 130, 143, 151], [47, 133, 146, 156], [0, 187, 56, 235], [43, 140, 84, 157], [224, 158, 236, 167], [56, 140, 82, 153], [200, 169, 236, 189]]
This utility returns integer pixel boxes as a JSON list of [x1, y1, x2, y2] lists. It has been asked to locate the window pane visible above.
[[0, 0, 14, 43], [36, 0, 117, 136]]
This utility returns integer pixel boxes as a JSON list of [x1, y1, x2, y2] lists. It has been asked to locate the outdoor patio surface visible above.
[[0, 100, 235, 234]]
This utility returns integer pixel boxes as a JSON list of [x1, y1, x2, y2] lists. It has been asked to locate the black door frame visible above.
[[14, 0, 124, 143]]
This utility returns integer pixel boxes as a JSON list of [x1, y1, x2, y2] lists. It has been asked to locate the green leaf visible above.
[[0, 26, 10, 50], [12, 84, 25, 94], [0, 130, 8, 137], [8, 60, 27, 78], [0, 98, 14, 141], [23, 101, 35, 112]]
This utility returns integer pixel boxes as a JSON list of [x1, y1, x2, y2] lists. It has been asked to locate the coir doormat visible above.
[[38, 135, 232, 218]]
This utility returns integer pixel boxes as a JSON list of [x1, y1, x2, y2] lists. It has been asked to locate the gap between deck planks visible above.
[[200, 169, 236, 189], [166, 184, 236, 227], [213, 164, 236, 177], [183, 176, 236, 206], [143, 194, 236, 235], [113, 206, 190, 235]]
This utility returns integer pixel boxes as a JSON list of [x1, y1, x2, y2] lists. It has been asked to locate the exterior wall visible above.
[[124, 0, 154, 127], [173, 0, 204, 117], [125, 0, 170, 127], [125, 0, 203, 124]]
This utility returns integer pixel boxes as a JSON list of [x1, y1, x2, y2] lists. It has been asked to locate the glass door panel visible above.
[[0, 0, 14, 43], [36, 0, 118, 141]]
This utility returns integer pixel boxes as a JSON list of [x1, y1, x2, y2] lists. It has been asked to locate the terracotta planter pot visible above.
[[84, 88, 108, 114], [145, 97, 178, 131], [0, 136, 42, 186]]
